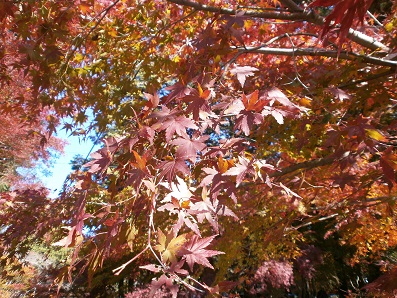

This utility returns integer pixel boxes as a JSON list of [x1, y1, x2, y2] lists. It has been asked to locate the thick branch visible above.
[[347, 28, 390, 52], [234, 46, 397, 68], [279, 0, 303, 12], [167, 0, 389, 52], [168, 0, 310, 20], [270, 156, 334, 178]]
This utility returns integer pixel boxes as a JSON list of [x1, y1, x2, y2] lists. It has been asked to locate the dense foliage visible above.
[[2, 0, 397, 296]]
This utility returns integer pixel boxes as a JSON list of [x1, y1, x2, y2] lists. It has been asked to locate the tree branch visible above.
[[346, 28, 390, 52], [168, 0, 310, 20], [337, 68, 396, 89], [167, 0, 390, 52], [234, 46, 397, 68], [270, 156, 335, 178], [279, 0, 303, 12]]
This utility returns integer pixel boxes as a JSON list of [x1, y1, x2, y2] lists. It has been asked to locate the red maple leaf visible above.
[[163, 82, 192, 104], [179, 235, 224, 271], [191, 196, 238, 233], [157, 156, 190, 182], [149, 274, 179, 298], [157, 115, 198, 142], [223, 156, 255, 186], [235, 111, 263, 136], [158, 193, 201, 236], [84, 137, 118, 175], [227, 91, 265, 135], [171, 135, 209, 162], [310, 0, 374, 45], [183, 86, 212, 120], [230, 65, 259, 88], [264, 87, 299, 111], [200, 158, 238, 201], [125, 150, 152, 190], [143, 92, 160, 109]]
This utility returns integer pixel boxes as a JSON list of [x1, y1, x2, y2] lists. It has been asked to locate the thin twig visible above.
[[367, 10, 397, 47], [233, 46, 397, 68], [113, 246, 149, 275], [285, 33, 311, 94]]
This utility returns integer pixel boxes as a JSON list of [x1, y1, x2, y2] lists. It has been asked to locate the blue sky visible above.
[[40, 129, 100, 198]]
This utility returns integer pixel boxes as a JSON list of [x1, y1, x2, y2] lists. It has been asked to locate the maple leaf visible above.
[[171, 135, 209, 162], [230, 65, 258, 88], [183, 90, 212, 121], [191, 194, 238, 233], [235, 110, 263, 136], [311, 0, 374, 45], [155, 229, 187, 264], [157, 198, 200, 235], [200, 158, 238, 201], [139, 264, 161, 273], [262, 106, 287, 124], [224, 97, 245, 115], [331, 172, 356, 189], [138, 125, 155, 145], [159, 178, 201, 235], [380, 147, 397, 184], [143, 92, 160, 109], [125, 150, 151, 191], [149, 274, 179, 298], [166, 260, 189, 276], [149, 105, 179, 121], [157, 156, 190, 182], [156, 115, 198, 142], [265, 88, 298, 111], [175, 211, 201, 236], [163, 82, 192, 104], [84, 148, 111, 174], [328, 87, 351, 101], [161, 176, 194, 203], [223, 156, 255, 186], [83, 138, 117, 174], [84, 137, 118, 175], [227, 91, 266, 135], [241, 90, 266, 112], [179, 235, 224, 271]]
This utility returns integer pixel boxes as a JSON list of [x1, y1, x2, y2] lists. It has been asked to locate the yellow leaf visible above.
[[132, 150, 146, 170], [75, 53, 84, 63], [155, 229, 187, 263], [218, 157, 231, 174], [244, 20, 253, 29], [180, 200, 190, 209], [172, 55, 181, 63], [299, 97, 312, 107], [385, 22, 393, 32], [126, 224, 138, 250], [297, 201, 306, 215], [365, 129, 386, 142], [79, 3, 91, 13], [155, 229, 167, 252], [197, 83, 203, 96], [108, 28, 118, 37]]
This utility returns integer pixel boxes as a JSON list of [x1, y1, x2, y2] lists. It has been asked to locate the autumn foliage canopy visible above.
[[2, 0, 397, 296]]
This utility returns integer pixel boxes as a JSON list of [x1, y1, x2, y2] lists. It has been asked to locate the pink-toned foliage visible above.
[[1, 0, 397, 296]]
